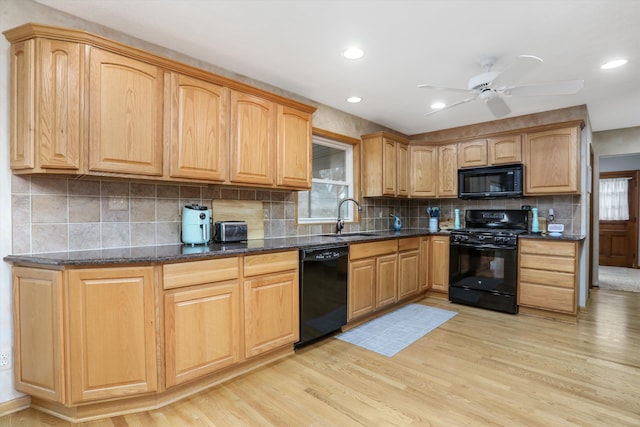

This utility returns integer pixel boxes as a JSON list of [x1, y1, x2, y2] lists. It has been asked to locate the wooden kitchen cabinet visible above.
[[163, 257, 241, 387], [243, 251, 299, 358], [438, 144, 458, 197], [361, 132, 409, 197], [518, 239, 579, 318], [67, 266, 157, 403], [488, 134, 522, 165], [12, 267, 65, 403], [168, 73, 228, 182], [9, 38, 82, 174], [88, 48, 164, 177], [230, 90, 276, 186], [419, 236, 431, 291], [398, 237, 420, 300], [277, 105, 312, 189], [348, 239, 398, 320], [410, 144, 438, 197], [524, 124, 580, 195], [430, 235, 450, 293], [458, 139, 488, 168]]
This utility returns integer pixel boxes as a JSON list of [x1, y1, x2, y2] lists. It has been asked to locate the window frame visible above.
[[297, 129, 361, 225]]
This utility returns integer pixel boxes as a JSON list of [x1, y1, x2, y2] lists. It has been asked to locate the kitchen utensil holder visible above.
[[429, 217, 438, 232]]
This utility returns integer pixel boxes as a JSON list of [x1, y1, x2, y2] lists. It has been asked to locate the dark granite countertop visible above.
[[519, 233, 585, 241], [4, 229, 448, 267]]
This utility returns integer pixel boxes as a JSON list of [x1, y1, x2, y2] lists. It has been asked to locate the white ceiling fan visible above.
[[418, 55, 584, 118]]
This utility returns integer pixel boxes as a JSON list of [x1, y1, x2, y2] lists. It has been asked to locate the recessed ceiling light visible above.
[[342, 47, 364, 60], [347, 96, 362, 103], [431, 102, 446, 109], [601, 59, 627, 69]]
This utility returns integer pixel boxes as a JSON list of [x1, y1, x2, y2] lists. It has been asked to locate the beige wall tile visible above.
[[131, 198, 156, 222], [157, 221, 180, 244], [69, 223, 101, 250], [32, 195, 68, 223], [101, 222, 129, 248], [32, 224, 68, 253], [157, 199, 180, 221], [31, 177, 66, 195], [69, 196, 101, 223], [69, 180, 100, 196], [131, 222, 156, 247]]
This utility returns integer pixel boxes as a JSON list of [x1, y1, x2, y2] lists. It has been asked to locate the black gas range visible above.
[[448, 209, 529, 314]]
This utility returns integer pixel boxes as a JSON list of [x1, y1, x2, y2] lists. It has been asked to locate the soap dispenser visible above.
[[390, 214, 402, 231]]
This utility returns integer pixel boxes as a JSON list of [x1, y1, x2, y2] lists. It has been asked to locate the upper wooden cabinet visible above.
[[523, 125, 580, 195], [410, 144, 438, 197], [488, 134, 522, 165], [277, 105, 312, 189], [458, 139, 488, 168], [361, 132, 409, 197], [4, 23, 315, 187], [458, 135, 522, 168], [88, 48, 164, 176], [438, 144, 458, 197], [168, 73, 228, 182], [9, 38, 82, 174]]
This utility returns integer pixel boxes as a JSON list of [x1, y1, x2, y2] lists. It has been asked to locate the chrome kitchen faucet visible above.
[[336, 198, 362, 234]]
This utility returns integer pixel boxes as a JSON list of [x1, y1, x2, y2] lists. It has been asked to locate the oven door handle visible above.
[[450, 242, 517, 251]]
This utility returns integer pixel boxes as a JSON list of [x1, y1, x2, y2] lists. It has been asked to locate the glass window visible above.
[[298, 136, 354, 224]]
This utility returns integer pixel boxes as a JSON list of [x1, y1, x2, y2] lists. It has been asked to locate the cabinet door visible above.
[[430, 235, 450, 292], [244, 271, 298, 358], [230, 91, 276, 186], [168, 73, 228, 181], [348, 258, 375, 320], [438, 144, 458, 197], [67, 267, 157, 403], [398, 249, 420, 300], [524, 126, 579, 194], [12, 267, 65, 403], [382, 138, 397, 196], [277, 105, 312, 189], [165, 281, 240, 387], [458, 140, 487, 168], [89, 48, 163, 176], [10, 39, 82, 172], [419, 237, 430, 291], [410, 145, 438, 197], [375, 253, 398, 308], [488, 134, 522, 165], [396, 142, 409, 197]]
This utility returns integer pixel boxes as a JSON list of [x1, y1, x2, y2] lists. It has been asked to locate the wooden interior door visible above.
[[599, 171, 638, 268]]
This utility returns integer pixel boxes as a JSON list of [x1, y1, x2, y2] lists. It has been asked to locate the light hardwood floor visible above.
[[2, 289, 639, 426]]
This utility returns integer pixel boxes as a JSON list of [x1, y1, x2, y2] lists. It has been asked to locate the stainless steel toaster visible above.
[[214, 221, 248, 243]]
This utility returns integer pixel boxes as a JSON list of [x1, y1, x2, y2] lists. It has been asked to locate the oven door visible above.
[[448, 241, 518, 313]]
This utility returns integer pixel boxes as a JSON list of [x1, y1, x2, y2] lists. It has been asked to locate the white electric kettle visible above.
[[181, 204, 212, 245]]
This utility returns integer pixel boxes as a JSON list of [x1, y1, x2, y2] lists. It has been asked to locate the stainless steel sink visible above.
[[321, 232, 380, 238]]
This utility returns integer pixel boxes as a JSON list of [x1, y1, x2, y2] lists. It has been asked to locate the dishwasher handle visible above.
[[301, 245, 349, 261]]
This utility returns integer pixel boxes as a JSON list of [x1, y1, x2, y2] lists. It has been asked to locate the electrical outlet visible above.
[[0, 349, 11, 371]]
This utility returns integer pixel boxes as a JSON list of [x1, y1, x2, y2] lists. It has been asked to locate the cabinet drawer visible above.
[[350, 240, 398, 260], [398, 237, 420, 252], [520, 254, 576, 274], [519, 282, 576, 314], [520, 239, 576, 257], [164, 257, 239, 289], [244, 250, 298, 277], [519, 267, 575, 289]]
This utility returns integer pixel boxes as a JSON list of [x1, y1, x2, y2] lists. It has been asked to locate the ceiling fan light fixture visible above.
[[342, 47, 364, 60], [601, 59, 627, 69], [346, 96, 362, 103], [431, 102, 446, 109]]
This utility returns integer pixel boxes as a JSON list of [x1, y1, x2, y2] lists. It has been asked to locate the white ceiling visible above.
[[35, 0, 640, 135]]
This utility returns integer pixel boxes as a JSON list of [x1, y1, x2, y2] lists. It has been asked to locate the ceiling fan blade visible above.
[[423, 96, 477, 117], [505, 80, 585, 96], [492, 55, 544, 87], [484, 96, 511, 118], [418, 83, 470, 93]]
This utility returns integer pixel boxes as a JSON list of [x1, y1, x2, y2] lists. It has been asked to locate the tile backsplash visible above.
[[11, 175, 582, 254]]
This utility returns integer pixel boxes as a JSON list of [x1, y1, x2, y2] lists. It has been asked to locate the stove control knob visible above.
[[477, 235, 486, 241]]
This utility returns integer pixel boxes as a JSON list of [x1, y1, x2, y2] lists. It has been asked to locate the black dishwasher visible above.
[[295, 244, 349, 349]]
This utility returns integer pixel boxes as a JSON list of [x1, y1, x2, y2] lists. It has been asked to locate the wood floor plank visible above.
[[1, 289, 639, 426]]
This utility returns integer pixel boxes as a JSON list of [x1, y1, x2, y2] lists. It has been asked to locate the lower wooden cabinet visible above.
[[430, 235, 450, 293], [67, 267, 157, 403], [163, 258, 241, 388], [518, 239, 579, 317], [243, 251, 299, 358], [398, 237, 420, 300]]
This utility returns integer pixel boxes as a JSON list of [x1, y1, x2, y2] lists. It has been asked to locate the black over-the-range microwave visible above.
[[458, 163, 523, 199]]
